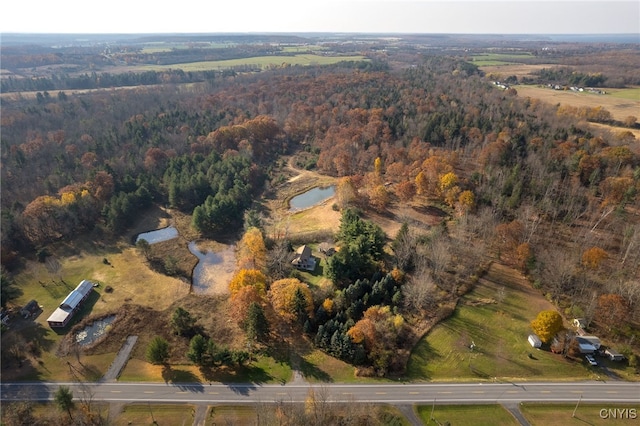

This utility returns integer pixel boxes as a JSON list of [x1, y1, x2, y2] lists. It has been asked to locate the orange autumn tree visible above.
[[596, 294, 630, 332], [269, 278, 314, 323], [229, 285, 265, 326], [581, 247, 608, 270], [347, 305, 407, 374]]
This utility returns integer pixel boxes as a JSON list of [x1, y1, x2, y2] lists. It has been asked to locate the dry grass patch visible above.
[[113, 404, 196, 426], [514, 85, 640, 123]]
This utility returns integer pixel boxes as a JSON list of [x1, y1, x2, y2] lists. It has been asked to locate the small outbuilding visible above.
[[605, 348, 625, 361], [579, 336, 601, 350], [576, 337, 599, 354], [528, 334, 542, 348]]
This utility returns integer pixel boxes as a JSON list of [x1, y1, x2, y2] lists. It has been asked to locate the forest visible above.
[[1, 38, 639, 378]]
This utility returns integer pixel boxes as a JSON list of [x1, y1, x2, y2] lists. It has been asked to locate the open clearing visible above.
[[139, 54, 367, 72], [520, 403, 640, 426], [406, 263, 595, 382], [417, 404, 519, 426], [514, 85, 640, 123]]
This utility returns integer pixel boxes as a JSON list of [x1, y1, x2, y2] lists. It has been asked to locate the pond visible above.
[[135, 226, 179, 244], [188, 241, 236, 294], [289, 185, 336, 211], [75, 315, 116, 347]]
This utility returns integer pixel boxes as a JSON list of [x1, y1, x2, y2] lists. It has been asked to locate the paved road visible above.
[[2, 381, 639, 405]]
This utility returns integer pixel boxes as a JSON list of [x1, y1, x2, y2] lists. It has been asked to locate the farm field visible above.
[[470, 52, 535, 67], [406, 263, 595, 382], [139, 54, 367, 72], [513, 85, 640, 123]]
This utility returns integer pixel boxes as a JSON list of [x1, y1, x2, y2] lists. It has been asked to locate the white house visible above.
[[291, 245, 316, 271]]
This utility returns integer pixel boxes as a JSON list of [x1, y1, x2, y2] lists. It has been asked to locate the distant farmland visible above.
[[140, 54, 367, 71]]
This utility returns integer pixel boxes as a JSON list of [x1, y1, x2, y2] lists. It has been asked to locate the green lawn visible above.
[[140, 54, 367, 72], [406, 264, 593, 382], [417, 404, 519, 426], [606, 87, 640, 100], [113, 404, 195, 426], [521, 403, 640, 426], [471, 52, 533, 67]]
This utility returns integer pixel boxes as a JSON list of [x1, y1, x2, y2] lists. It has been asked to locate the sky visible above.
[[1, 0, 638, 35]]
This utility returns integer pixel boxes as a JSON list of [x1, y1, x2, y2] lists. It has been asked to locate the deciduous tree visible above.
[[228, 269, 267, 297], [581, 246, 607, 270], [596, 294, 630, 332], [269, 278, 314, 323], [530, 310, 564, 343]]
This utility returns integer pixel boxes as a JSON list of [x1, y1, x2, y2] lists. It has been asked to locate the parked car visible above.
[[585, 354, 598, 366]]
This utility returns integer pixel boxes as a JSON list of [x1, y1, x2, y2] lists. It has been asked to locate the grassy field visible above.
[[113, 404, 196, 426], [118, 354, 293, 384], [471, 52, 534, 67], [140, 54, 367, 72], [206, 405, 257, 425], [606, 86, 640, 100], [417, 404, 519, 426], [520, 403, 640, 426], [406, 263, 593, 382], [507, 85, 640, 123]]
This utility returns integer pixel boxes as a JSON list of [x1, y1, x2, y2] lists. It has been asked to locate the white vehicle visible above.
[[585, 354, 598, 366]]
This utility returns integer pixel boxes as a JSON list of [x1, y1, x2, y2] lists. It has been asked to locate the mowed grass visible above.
[[417, 404, 519, 426], [140, 54, 367, 72], [206, 406, 257, 425], [406, 263, 592, 382], [118, 355, 292, 384], [113, 404, 196, 426], [520, 404, 640, 426], [606, 86, 640, 100]]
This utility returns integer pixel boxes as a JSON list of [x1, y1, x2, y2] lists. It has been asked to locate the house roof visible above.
[[295, 245, 311, 259], [59, 280, 93, 310], [47, 307, 72, 325]]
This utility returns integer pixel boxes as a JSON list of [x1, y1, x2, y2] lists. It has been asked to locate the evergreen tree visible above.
[[187, 334, 208, 365], [146, 336, 170, 364], [245, 302, 269, 342]]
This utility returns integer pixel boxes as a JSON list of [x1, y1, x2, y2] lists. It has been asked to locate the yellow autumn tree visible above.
[[269, 278, 314, 322], [228, 269, 267, 297], [415, 171, 429, 195], [456, 190, 475, 214], [321, 298, 334, 315], [374, 156, 383, 176], [237, 227, 267, 270], [439, 171, 458, 193], [530, 310, 564, 343]]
